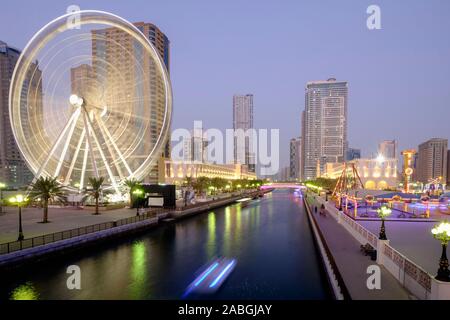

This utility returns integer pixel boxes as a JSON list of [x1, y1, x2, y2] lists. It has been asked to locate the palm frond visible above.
[[29, 176, 66, 202]]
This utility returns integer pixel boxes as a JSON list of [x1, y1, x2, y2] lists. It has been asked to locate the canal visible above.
[[1, 189, 331, 300]]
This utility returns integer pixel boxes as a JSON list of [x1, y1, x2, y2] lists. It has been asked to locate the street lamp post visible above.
[[0, 182, 6, 214], [9, 194, 27, 241], [133, 189, 144, 216], [376, 206, 392, 240], [431, 221, 450, 282]]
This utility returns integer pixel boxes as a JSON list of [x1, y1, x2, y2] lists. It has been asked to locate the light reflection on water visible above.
[[207, 212, 216, 259], [10, 282, 39, 300], [129, 241, 147, 299]]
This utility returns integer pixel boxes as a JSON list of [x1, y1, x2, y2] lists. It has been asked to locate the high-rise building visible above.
[[71, 64, 95, 96], [300, 110, 306, 181], [0, 41, 35, 188], [183, 122, 209, 163], [134, 22, 171, 163], [91, 22, 170, 183], [233, 94, 255, 172], [302, 78, 348, 180], [416, 138, 448, 184], [412, 152, 419, 182], [289, 137, 301, 180], [346, 148, 361, 161], [378, 140, 397, 159], [276, 166, 290, 182]]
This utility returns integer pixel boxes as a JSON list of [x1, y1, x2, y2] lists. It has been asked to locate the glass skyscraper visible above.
[[302, 78, 348, 180], [0, 41, 36, 187], [91, 22, 171, 183], [233, 94, 255, 172]]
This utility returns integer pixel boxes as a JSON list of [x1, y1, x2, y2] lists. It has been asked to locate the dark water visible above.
[[1, 190, 330, 300]]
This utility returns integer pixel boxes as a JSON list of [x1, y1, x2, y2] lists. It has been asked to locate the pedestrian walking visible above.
[[319, 204, 326, 217]]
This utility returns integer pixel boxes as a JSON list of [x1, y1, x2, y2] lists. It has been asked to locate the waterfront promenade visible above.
[[0, 206, 139, 244], [305, 195, 412, 299], [309, 194, 446, 276], [306, 191, 450, 300]]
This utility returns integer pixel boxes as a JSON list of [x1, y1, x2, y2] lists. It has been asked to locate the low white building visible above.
[[158, 159, 257, 185], [323, 157, 399, 190]]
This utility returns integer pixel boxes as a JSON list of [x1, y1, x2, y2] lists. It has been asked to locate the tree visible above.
[[85, 177, 105, 215], [211, 177, 226, 192], [124, 178, 143, 207], [194, 177, 210, 195], [304, 178, 337, 192], [29, 177, 66, 223], [184, 176, 194, 188], [231, 179, 243, 191]]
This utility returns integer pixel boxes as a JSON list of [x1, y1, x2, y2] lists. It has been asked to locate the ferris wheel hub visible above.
[[69, 94, 84, 108]]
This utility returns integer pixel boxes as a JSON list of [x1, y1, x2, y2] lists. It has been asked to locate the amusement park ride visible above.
[[401, 149, 416, 193], [331, 162, 364, 205], [329, 160, 450, 217]]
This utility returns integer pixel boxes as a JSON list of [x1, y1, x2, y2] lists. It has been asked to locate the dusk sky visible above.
[[1, 0, 449, 168]]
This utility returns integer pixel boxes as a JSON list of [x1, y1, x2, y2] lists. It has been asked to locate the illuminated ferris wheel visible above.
[[9, 10, 172, 193]]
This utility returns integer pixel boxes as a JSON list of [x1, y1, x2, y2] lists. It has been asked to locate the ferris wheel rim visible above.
[[9, 10, 173, 191]]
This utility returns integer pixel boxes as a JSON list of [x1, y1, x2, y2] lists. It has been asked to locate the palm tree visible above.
[[194, 177, 210, 196], [124, 178, 143, 208], [184, 176, 194, 188], [211, 177, 226, 192], [29, 177, 66, 223], [85, 177, 105, 215]]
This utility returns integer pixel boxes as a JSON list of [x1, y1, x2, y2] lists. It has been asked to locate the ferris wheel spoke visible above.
[[96, 115, 133, 176], [33, 109, 81, 181], [82, 110, 99, 178], [54, 110, 81, 178], [83, 110, 120, 194], [64, 128, 86, 186], [89, 104, 153, 122]]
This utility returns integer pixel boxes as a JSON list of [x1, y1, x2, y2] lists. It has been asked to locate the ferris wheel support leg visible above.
[[31, 109, 80, 185], [64, 128, 86, 186], [96, 117, 125, 180], [83, 111, 121, 195], [96, 116, 133, 176], [80, 138, 89, 192], [82, 111, 99, 178], [54, 110, 81, 178]]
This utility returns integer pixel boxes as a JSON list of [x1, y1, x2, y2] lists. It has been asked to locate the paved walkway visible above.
[[307, 198, 413, 299], [0, 206, 139, 243]]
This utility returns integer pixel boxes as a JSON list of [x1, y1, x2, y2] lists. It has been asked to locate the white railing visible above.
[[311, 195, 378, 248], [382, 243, 431, 299]]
